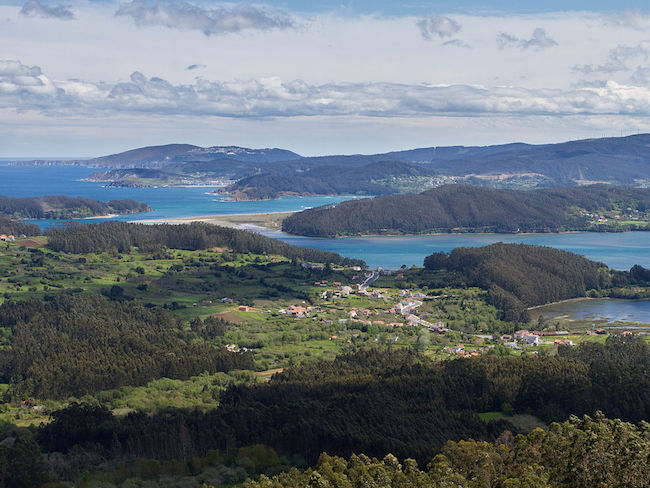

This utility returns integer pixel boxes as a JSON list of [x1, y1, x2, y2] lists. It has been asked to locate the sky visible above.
[[3, 1, 650, 157]]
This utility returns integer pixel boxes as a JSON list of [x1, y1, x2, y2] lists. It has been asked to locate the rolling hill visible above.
[[76, 144, 301, 169], [20, 134, 650, 195], [282, 184, 650, 236], [218, 160, 437, 200]]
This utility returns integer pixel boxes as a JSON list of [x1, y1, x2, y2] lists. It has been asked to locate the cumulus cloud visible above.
[[115, 0, 294, 36], [0, 60, 60, 98], [574, 41, 650, 74], [417, 15, 461, 40], [20, 0, 74, 20], [497, 28, 557, 51], [603, 10, 650, 31], [5, 60, 650, 119]]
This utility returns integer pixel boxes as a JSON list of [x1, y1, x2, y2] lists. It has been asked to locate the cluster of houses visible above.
[[323, 284, 448, 333], [316, 279, 387, 300], [279, 305, 314, 318], [399, 290, 427, 299], [501, 329, 577, 349], [317, 282, 356, 299], [357, 288, 382, 298], [0, 235, 15, 242], [278, 277, 452, 345]]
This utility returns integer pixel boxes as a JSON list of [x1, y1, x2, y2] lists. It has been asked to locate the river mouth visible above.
[[530, 298, 650, 328]]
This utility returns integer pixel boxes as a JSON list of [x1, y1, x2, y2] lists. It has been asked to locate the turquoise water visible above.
[[0, 165, 362, 225], [259, 230, 650, 270], [1, 164, 649, 270], [535, 299, 650, 325]]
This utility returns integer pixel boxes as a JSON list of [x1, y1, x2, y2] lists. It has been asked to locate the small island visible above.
[[0, 195, 152, 220]]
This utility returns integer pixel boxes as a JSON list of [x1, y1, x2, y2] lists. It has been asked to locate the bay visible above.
[[0, 164, 648, 271], [259, 230, 650, 270], [533, 299, 650, 326], [0, 164, 362, 225]]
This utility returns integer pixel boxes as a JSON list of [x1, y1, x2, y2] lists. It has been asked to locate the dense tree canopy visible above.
[[0, 216, 41, 236], [245, 414, 650, 488], [0, 295, 252, 399], [45, 221, 364, 266], [39, 338, 650, 465], [282, 184, 650, 236]]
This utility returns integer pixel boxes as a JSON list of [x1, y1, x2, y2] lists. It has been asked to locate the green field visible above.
[[0, 237, 647, 427]]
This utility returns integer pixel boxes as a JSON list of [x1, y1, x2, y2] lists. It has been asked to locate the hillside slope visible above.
[[21, 134, 650, 193], [282, 184, 650, 236], [424, 243, 609, 321], [222, 134, 650, 197], [220, 161, 434, 200]]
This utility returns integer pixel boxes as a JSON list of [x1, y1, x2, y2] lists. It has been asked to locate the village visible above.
[[229, 269, 627, 359]]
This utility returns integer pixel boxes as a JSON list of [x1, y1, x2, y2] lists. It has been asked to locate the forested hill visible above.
[[45, 221, 364, 266], [423, 243, 650, 322], [39, 341, 650, 470], [0, 195, 151, 220], [220, 161, 431, 200], [282, 184, 650, 236], [0, 295, 252, 398]]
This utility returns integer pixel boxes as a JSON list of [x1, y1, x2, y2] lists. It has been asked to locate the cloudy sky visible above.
[[2, 0, 650, 156]]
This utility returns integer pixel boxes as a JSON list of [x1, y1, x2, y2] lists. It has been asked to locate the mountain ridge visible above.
[[14, 134, 650, 195]]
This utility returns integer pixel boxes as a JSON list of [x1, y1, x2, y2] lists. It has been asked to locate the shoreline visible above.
[[130, 211, 295, 231], [529, 296, 650, 311], [129, 213, 650, 238], [527, 297, 595, 311], [294, 229, 649, 239], [79, 213, 119, 220]]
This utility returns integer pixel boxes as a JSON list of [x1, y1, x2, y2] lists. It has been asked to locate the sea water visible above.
[[0, 164, 361, 225], [1, 164, 648, 271], [534, 299, 650, 326]]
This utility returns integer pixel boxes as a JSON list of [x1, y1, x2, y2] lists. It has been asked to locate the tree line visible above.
[[45, 221, 364, 266], [0, 215, 41, 236], [37, 337, 650, 466], [282, 184, 650, 236]]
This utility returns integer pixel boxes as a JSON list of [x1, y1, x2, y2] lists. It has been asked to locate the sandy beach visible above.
[[130, 211, 295, 231]]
